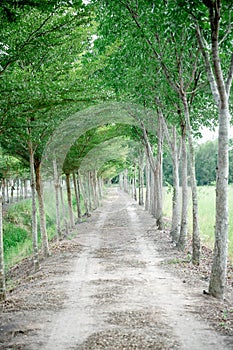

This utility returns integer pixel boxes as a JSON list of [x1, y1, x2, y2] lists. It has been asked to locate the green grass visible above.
[[163, 185, 233, 261], [3, 187, 87, 271]]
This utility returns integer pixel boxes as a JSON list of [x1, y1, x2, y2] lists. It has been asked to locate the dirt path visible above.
[[0, 188, 232, 349]]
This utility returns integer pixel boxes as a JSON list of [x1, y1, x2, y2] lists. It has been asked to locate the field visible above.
[[163, 185, 233, 261]]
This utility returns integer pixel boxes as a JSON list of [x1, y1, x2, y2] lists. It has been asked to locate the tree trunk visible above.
[[98, 177, 103, 199], [6, 180, 9, 204], [182, 94, 200, 264], [20, 179, 23, 200], [178, 122, 188, 250], [150, 167, 156, 217], [209, 106, 229, 298], [155, 109, 164, 230], [60, 184, 69, 235], [24, 179, 28, 199], [35, 160, 50, 257], [29, 141, 39, 271], [16, 178, 20, 202], [133, 165, 137, 201], [0, 193, 6, 301], [2, 179, 5, 205], [138, 152, 144, 206], [87, 172, 93, 212], [10, 182, 14, 203], [170, 126, 180, 242], [123, 169, 128, 193], [195, 5, 232, 297], [65, 173, 75, 228], [53, 159, 62, 240], [79, 172, 89, 216], [119, 173, 123, 190], [145, 157, 150, 211], [91, 170, 99, 209], [73, 172, 82, 221]]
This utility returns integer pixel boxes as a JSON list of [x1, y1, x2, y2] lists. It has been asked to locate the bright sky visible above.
[[199, 125, 233, 143]]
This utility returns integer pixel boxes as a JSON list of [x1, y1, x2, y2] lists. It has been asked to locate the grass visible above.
[[163, 185, 233, 261], [3, 185, 86, 271]]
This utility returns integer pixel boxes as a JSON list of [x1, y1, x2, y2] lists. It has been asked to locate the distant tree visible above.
[[195, 141, 218, 186]]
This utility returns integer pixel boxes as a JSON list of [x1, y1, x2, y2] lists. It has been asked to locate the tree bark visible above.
[[35, 159, 50, 257], [123, 169, 129, 193], [0, 193, 6, 301], [181, 94, 200, 264], [155, 109, 164, 230], [98, 176, 103, 200], [65, 173, 75, 228], [16, 178, 19, 202], [73, 172, 82, 221], [178, 122, 188, 250], [196, 2, 232, 298], [10, 182, 14, 203], [145, 157, 150, 211], [132, 165, 137, 201], [60, 184, 69, 235], [138, 152, 144, 206], [150, 166, 156, 217], [119, 173, 123, 190], [53, 159, 62, 240], [209, 106, 229, 298], [29, 141, 39, 271], [6, 180, 9, 204], [2, 179, 5, 205], [170, 126, 180, 242], [78, 172, 89, 216], [24, 179, 28, 199]]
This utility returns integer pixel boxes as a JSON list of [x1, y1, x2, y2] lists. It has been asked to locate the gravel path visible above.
[[0, 188, 232, 349]]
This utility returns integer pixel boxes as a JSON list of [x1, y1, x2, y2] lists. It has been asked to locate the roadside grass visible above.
[[163, 185, 233, 262], [3, 186, 86, 271]]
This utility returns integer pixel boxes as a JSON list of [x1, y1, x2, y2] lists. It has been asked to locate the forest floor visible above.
[[0, 188, 233, 350]]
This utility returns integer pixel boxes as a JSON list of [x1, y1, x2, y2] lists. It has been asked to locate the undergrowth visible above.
[[3, 198, 56, 271]]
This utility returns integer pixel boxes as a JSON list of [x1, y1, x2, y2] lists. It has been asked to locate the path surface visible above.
[[0, 188, 232, 349]]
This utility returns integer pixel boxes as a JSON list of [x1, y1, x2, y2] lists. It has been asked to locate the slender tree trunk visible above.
[[79, 172, 89, 216], [123, 169, 128, 193], [150, 167, 156, 217], [133, 165, 137, 201], [91, 170, 99, 209], [87, 172, 93, 212], [138, 152, 144, 206], [0, 193, 6, 301], [155, 110, 164, 229], [182, 94, 200, 264], [24, 179, 28, 199], [53, 159, 62, 240], [35, 160, 50, 257], [98, 177, 103, 199], [167, 126, 180, 242], [29, 141, 39, 271], [145, 157, 150, 211], [10, 182, 14, 203], [119, 173, 123, 190], [60, 184, 69, 235], [2, 179, 5, 205], [73, 172, 82, 221], [65, 173, 75, 228], [178, 123, 188, 250], [20, 179, 23, 200], [6, 180, 9, 203], [16, 178, 20, 202], [209, 106, 229, 297]]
